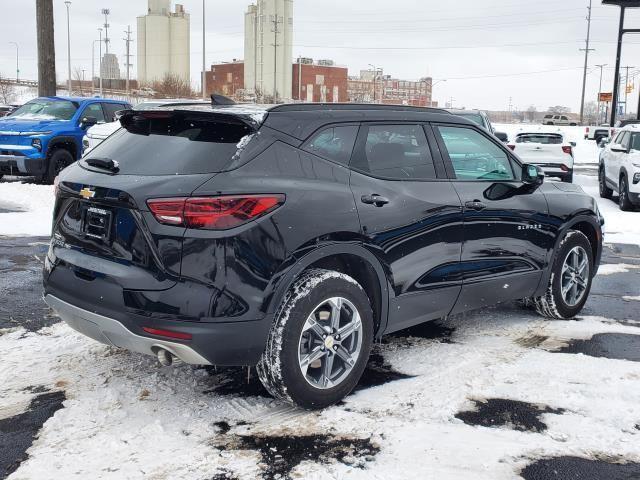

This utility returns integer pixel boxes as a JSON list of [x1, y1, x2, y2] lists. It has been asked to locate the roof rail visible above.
[[268, 103, 447, 113]]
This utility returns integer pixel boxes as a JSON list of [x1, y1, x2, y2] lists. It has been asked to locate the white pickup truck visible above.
[[584, 125, 612, 143]]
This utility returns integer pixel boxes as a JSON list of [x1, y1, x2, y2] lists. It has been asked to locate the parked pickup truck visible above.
[[0, 96, 130, 183], [585, 125, 612, 144]]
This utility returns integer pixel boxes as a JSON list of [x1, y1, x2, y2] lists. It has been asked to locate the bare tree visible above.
[[73, 68, 85, 96], [583, 101, 599, 125], [150, 73, 195, 99], [547, 105, 571, 115], [526, 105, 537, 123], [0, 75, 17, 104]]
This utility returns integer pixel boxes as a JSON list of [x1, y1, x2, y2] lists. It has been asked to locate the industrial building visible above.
[[137, 0, 191, 84], [292, 58, 348, 103], [205, 61, 245, 99], [244, 0, 294, 101], [348, 69, 434, 107]]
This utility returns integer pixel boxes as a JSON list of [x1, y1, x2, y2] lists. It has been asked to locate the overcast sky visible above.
[[2, 0, 640, 111]]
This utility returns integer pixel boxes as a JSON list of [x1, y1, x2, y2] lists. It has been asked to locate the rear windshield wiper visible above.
[[85, 157, 120, 173]]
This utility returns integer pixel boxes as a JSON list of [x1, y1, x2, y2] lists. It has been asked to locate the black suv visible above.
[[44, 103, 604, 409]]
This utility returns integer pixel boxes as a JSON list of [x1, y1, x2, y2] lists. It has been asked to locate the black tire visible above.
[[619, 175, 634, 211], [0, 174, 3, 182], [257, 268, 374, 409], [42, 148, 74, 185], [534, 231, 594, 320], [599, 166, 613, 199], [562, 173, 574, 184]]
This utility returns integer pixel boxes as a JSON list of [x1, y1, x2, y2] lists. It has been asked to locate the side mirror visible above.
[[610, 144, 629, 153], [522, 164, 544, 186], [80, 116, 98, 129], [494, 131, 509, 143], [570, 141, 577, 147], [599, 138, 609, 148]]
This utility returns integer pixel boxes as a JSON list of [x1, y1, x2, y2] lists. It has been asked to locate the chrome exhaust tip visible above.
[[156, 348, 174, 366]]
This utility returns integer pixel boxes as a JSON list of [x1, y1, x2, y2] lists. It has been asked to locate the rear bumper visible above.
[[45, 294, 212, 365]]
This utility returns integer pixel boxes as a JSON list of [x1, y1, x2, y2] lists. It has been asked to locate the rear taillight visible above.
[[507, 144, 516, 151], [586, 127, 590, 133], [560, 164, 570, 172], [562, 146, 573, 156], [147, 195, 285, 230]]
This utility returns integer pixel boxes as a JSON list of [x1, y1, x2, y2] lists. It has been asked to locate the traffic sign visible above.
[[599, 92, 613, 102]]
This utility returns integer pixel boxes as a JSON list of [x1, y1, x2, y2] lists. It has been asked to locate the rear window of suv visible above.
[[82, 112, 254, 175], [515, 134, 563, 144]]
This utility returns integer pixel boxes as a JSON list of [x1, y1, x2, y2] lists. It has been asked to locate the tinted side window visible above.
[[561, 116, 568, 121], [631, 133, 640, 151], [82, 103, 106, 123], [102, 103, 128, 122], [437, 126, 514, 181], [613, 131, 625, 144], [303, 125, 358, 165], [357, 124, 436, 180]]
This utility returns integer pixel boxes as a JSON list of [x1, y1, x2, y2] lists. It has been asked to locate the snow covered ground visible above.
[[1, 123, 640, 479]]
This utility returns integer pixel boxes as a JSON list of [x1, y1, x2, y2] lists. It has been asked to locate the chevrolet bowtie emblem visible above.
[[80, 187, 95, 199]]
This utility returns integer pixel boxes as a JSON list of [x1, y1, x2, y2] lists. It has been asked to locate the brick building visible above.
[[348, 70, 433, 107], [205, 60, 245, 99], [292, 59, 348, 103]]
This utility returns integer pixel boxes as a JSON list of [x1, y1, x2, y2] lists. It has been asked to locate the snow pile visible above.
[[0, 181, 54, 236], [2, 303, 639, 478]]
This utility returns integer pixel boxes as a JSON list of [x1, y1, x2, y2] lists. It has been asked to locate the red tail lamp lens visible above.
[[147, 195, 285, 230], [143, 327, 192, 340]]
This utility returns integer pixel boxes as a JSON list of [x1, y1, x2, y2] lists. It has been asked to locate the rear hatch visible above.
[[511, 133, 570, 165], [46, 108, 257, 308]]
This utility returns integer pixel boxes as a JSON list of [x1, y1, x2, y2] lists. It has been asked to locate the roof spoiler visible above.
[[211, 94, 236, 106]]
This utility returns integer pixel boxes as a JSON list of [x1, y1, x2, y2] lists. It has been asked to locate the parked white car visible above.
[[542, 114, 578, 126], [508, 131, 574, 183], [599, 124, 640, 211], [82, 99, 208, 155]]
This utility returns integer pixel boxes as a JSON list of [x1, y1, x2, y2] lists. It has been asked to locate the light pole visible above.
[[595, 64, 607, 124], [98, 27, 103, 97], [65, 1, 72, 95], [92, 38, 100, 95], [202, 0, 207, 100], [8, 42, 19, 82]]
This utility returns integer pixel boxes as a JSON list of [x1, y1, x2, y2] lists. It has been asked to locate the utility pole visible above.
[[579, 0, 594, 125], [202, 0, 206, 99], [102, 9, 110, 54], [123, 26, 133, 94], [99, 27, 103, 96], [623, 65, 635, 115], [36, 0, 56, 97], [8, 42, 19, 82], [271, 5, 282, 102], [65, 1, 72, 95], [595, 64, 607, 124]]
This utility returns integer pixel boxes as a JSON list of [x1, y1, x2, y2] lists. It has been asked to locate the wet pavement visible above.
[[555, 333, 640, 362], [520, 456, 640, 480], [0, 237, 53, 332]]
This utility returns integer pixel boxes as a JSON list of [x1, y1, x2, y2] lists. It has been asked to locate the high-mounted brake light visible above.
[[147, 195, 285, 230], [562, 145, 573, 157]]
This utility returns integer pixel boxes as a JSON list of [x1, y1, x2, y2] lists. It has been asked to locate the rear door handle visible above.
[[361, 194, 390, 207], [465, 200, 487, 211]]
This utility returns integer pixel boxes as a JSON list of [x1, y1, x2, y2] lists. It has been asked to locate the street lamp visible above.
[[368, 64, 381, 103], [8, 42, 19, 82], [91, 38, 101, 95], [202, 0, 207, 100], [65, 1, 72, 95]]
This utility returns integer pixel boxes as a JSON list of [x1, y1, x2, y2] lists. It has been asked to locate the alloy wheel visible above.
[[561, 246, 590, 307], [298, 297, 363, 390]]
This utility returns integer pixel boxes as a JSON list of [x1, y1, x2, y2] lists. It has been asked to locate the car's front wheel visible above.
[[42, 149, 74, 185], [534, 231, 594, 320], [619, 175, 634, 211], [257, 269, 374, 409], [599, 166, 613, 199]]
